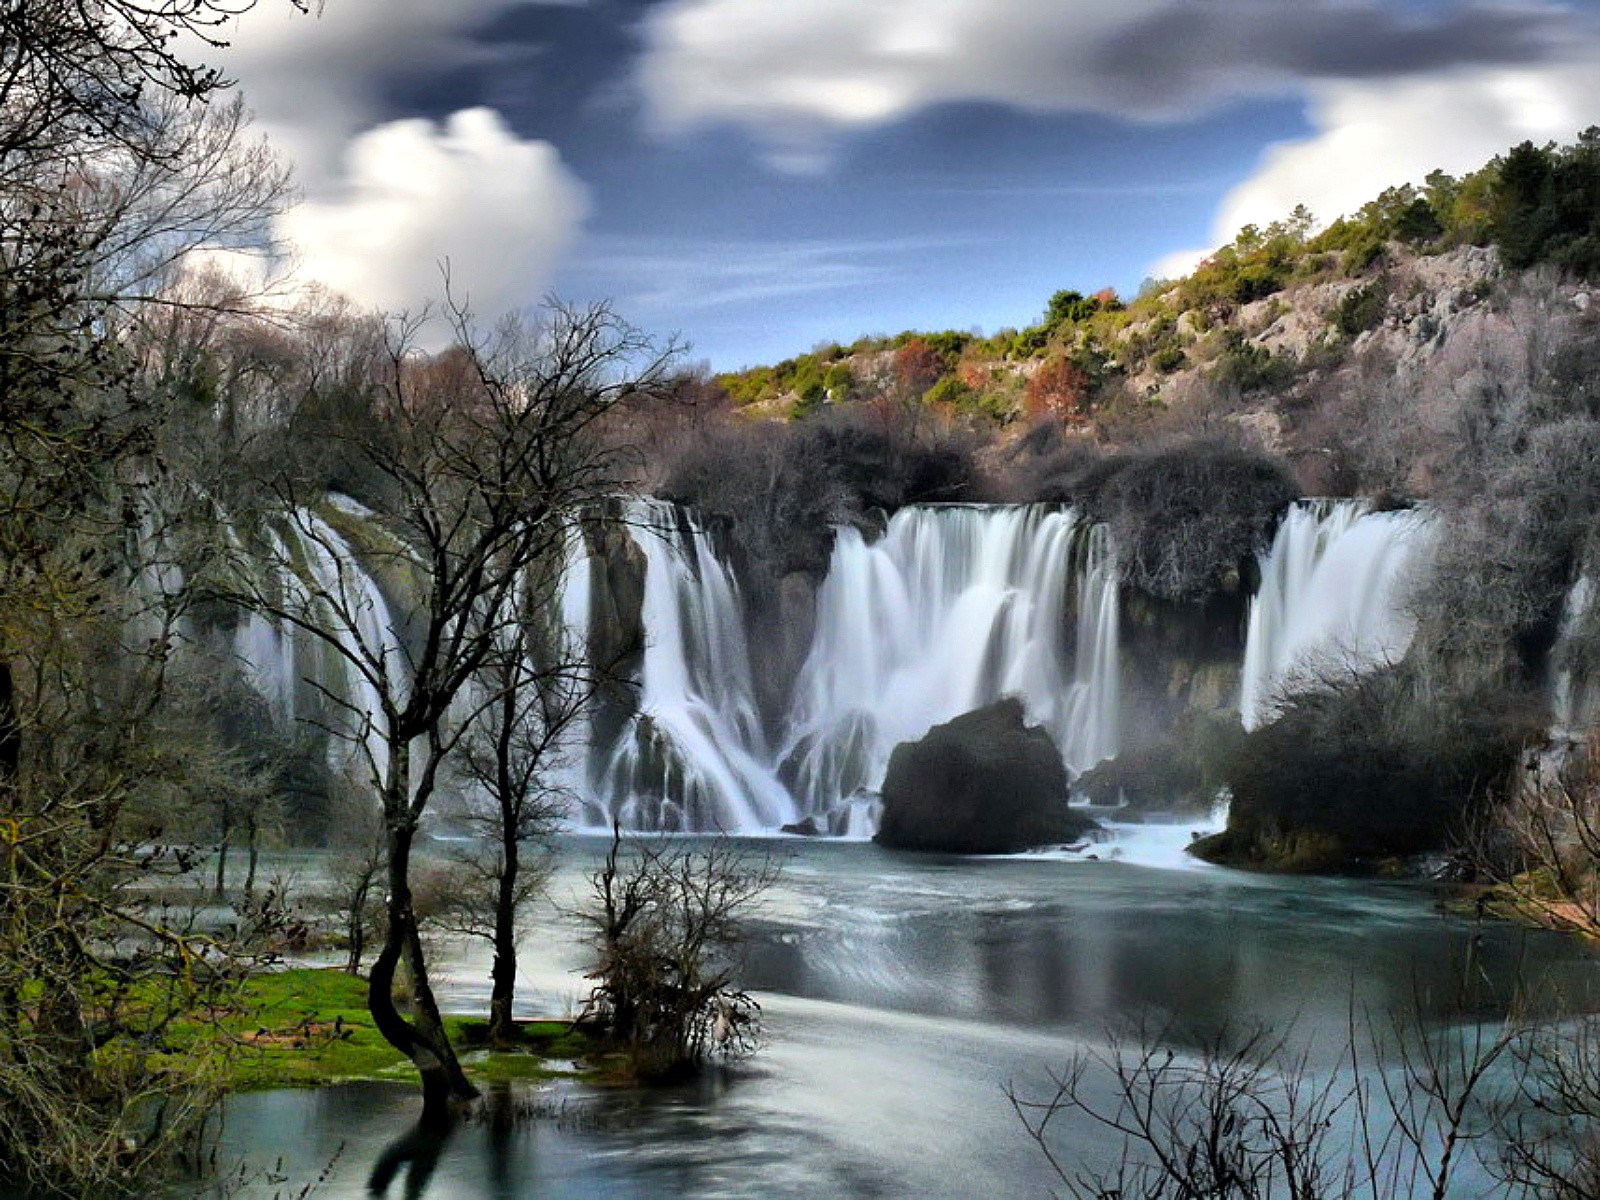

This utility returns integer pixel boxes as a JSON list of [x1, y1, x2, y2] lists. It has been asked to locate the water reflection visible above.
[[194, 841, 1600, 1198]]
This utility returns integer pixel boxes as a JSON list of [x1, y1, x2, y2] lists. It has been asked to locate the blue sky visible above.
[[218, 1, 1600, 369]]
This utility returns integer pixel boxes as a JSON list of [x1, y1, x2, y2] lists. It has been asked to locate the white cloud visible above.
[[193, 5, 591, 319], [639, 0, 1575, 156], [1210, 53, 1600, 239], [277, 108, 587, 315], [214, 0, 515, 182]]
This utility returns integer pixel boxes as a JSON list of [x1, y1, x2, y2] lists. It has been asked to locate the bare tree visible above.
[[234, 300, 674, 1121], [1473, 735, 1600, 939], [1011, 1009, 1528, 1200], [579, 828, 778, 1080], [434, 575, 597, 1045]]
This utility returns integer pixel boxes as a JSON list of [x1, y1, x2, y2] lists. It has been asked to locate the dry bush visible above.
[[579, 830, 779, 1080]]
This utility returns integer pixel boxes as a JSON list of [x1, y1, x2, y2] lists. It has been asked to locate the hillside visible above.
[[628, 130, 1600, 872], [713, 131, 1600, 502]]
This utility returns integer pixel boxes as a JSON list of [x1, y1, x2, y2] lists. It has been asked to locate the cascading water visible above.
[[1239, 500, 1433, 730], [226, 507, 410, 780], [217, 494, 1449, 840], [587, 502, 1121, 834], [1551, 575, 1598, 740], [778, 506, 1119, 822], [591, 500, 798, 832]]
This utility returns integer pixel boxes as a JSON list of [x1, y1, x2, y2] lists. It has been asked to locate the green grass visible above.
[[188, 968, 603, 1091]]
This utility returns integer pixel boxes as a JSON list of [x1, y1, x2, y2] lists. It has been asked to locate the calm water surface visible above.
[[200, 835, 1600, 1198]]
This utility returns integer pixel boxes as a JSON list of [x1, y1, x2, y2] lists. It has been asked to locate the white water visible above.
[[221, 495, 1449, 840], [779, 505, 1119, 809], [1240, 500, 1433, 730], [226, 508, 410, 782], [592, 500, 798, 832], [588, 503, 1121, 835], [1551, 575, 1598, 739]]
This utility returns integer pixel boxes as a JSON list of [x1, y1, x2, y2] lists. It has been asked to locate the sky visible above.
[[212, 0, 1600, 370]]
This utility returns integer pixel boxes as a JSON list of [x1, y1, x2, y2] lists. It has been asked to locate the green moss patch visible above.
[[191, 968, 605, 1091]]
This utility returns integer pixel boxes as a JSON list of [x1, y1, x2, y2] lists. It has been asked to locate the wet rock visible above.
[[875, 698, 1099, 854]]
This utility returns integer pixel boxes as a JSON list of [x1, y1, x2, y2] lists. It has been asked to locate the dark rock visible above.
[[875, 698, 1098, 854], [582, 504, 648, 755], [780, 816, 826, 837], [1072, 712, 1243, 818]]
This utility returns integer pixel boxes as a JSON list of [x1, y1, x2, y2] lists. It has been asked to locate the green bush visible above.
[[1206, 665, 1539, 868], [1333, 281, 1388, 337], [1212, 333, 1298, 393]]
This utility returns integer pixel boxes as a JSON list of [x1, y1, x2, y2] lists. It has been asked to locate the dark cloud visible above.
[[1099, 3, 1573, 102]]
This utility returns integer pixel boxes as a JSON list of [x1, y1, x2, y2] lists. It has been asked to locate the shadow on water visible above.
[[365, 1117, 451, 1199]]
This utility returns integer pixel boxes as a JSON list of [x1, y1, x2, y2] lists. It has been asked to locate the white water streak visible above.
[[1240, 500, 1433, 730]]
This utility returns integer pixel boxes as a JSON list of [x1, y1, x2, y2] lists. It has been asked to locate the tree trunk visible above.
[[487, 839, 518, 1045], [346, 870, 370, 975], [0, 662, 19, 788], [213, 833, 229, 900], [244, 813, 259, 897], [367, 811, 478, 1126]]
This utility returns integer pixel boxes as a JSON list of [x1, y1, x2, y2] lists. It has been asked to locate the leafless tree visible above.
[[233, 299, 675, 1121], [1011, 1008, 1529, 1200], [579, 827, 779, 1079], [422, 550, 604, 1043]]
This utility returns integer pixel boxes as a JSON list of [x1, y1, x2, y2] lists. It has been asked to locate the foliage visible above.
[[1332, 280, 1389, 338], [0, 0, 302, 1192], [1025, 355, 1095, 422], [1491, 131, 1600, 277], [1211, 331, 1299, 393], [580, 830, 779, 1080], [1075, 438, 1298, 603], [1203, 663, 1540, 869]]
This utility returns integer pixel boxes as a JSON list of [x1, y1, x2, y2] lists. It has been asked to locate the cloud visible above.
[[215, 0, 519, 182], [199, 5, 591, 318], [1207, 51, 1600, 240], [578, 234, 985, 314], [638, 0, 1578, 156], [276, 108, 587, 315]]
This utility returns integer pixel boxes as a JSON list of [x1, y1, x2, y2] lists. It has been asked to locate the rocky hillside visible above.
[[714, 131, 1600, 505]]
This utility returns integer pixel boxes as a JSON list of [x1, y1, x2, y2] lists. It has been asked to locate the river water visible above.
[[201, 835, 1600, 1198]]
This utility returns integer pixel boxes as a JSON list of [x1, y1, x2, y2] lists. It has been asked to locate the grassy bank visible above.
[[183, 968, 606, 1090]]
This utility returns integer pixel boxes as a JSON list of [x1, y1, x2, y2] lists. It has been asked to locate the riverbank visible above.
[[194, 968, 607, 1091]]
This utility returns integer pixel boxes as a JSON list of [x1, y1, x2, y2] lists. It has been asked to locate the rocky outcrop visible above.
[[875, 699, 1098, 853], [583, 504, 648, 755]]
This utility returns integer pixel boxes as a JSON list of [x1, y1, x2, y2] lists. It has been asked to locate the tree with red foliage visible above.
[[1025, 355, 1093, 422], [893, 337, 948, 399]]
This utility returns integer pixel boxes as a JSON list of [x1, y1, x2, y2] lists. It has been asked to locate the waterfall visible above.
[[591, 500, 798, 832], [1239, 500, 1433, 730], [1551, 575, 1598, 739], [779, 506, 1119, 813], [587, 502, 1121, 833], [225, 507, 410, 781]]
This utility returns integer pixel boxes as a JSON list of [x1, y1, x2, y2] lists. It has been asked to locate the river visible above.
[[196, 831, 1600, 1198]]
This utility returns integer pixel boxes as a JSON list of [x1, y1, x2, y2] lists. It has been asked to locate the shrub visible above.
[[1333, 280, 1388, 337], [580, 831, 778, 1080], [1201, 664, 1540, 868], [1077, 438, 1299, 602], [1212, 333, 1298, 393]]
